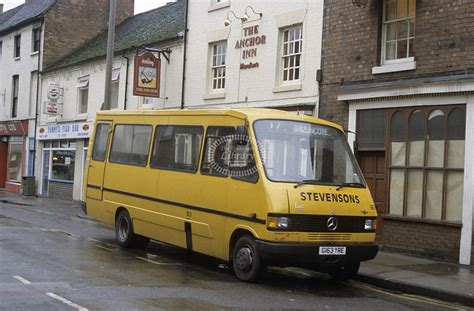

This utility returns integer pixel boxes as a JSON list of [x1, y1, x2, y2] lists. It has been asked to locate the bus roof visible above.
[[95, 108, 343, 131]]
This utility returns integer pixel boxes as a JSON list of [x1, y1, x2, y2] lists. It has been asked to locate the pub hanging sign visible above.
[[133, 52, 161, 98]]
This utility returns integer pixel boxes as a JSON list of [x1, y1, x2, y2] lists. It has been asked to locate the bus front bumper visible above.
[[255, 240, 378, 269]]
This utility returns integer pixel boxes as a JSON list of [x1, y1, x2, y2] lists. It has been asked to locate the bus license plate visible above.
[[319, 246, 346, 255]]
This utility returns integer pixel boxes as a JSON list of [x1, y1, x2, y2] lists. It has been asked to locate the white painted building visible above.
[[0, 11, 44, 193], [184, 0, 324, 114], [36, 2, 185, 200]]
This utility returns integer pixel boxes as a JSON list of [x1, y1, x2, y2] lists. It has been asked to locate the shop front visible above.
[[0, 121, 29, 193], [36, 121, 92, 201]]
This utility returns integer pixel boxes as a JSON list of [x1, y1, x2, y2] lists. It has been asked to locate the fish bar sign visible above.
[[133, 52, 161, 98]]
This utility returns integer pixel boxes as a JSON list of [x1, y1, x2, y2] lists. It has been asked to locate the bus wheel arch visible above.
[[114, 207, 149, 249], [229, 228, 265, 282]]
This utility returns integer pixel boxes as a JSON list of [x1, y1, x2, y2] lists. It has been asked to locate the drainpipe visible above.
[[180, 0, 189, 110], [32, 18, 44, 182], [122, 52, 129, 110]]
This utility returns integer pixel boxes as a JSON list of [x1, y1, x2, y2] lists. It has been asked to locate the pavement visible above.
[[1, 190, 474, 307]]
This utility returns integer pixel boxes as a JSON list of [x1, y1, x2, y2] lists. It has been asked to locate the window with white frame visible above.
[[110, 68, 120, 109], [210, 41, 226, 91], [281, 25, 303, 83], [382, 0, 416, 63], [77, 76, 89, 114]]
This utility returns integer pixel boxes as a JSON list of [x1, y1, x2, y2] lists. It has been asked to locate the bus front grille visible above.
[[307, 233, 353, 241]]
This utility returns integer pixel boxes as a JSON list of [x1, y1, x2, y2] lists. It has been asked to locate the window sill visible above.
[[272, 83, 302, 93], [76, 113, 88, 120], [372, 59, 416, 75], [203, 91, 226, 100], [208, 1, 230, 12], [14, 57, 20, 61]]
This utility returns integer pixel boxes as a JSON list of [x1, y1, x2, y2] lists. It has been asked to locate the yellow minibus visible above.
[[82, 109, 378, 282]]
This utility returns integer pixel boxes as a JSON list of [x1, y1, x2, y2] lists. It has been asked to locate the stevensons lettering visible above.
[[300, 192, 361, 204], [235, 25, 267, 70]]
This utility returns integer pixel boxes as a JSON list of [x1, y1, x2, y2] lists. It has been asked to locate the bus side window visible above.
[[230, 129, 259, 183], [91, 124, 111, 162], [109, 124, 152, 166], [151, 125, 203, 173], [201, 126, 235, 177]]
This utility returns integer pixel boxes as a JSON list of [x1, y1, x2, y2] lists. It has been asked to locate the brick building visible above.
[[0, 0, 133, 193], [319, 0, 473, 264]]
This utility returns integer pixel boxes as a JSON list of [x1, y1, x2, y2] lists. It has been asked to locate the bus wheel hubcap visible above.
[[236, 247, 253, 271], [119, 219, 129, 240]]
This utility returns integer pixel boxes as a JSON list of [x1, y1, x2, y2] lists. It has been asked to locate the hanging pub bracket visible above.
[[136, 46, 172, 63]]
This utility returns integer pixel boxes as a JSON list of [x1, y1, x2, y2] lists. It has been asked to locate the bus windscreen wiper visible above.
[[294, 179, 323, 189], [336, 182, 365, 191]]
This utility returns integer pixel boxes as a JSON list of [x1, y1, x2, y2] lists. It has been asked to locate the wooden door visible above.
[[359, 151, 386, 240]]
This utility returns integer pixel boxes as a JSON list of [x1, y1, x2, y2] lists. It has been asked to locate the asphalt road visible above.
[[0, 201, 467, 310]]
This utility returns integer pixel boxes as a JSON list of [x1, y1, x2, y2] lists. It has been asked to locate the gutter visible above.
[[180, 0, 189, 110], [32, 18, 44, 179], [122, 52, 130, 110]]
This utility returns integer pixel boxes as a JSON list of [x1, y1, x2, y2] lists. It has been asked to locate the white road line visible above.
[[94, 244, 113, 252], [135, 256, 183, 266], [46, 292, 88, 311], [13, 275, 31, 284], [87, 238, 101, 243]]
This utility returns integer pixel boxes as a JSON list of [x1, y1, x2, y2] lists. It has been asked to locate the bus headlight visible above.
[[364, 219, 376, 230], [267, 216, 290, 230]]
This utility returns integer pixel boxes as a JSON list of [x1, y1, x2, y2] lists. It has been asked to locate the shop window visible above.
[[109, 125, 152, 166], [388, 106, 465, 222], [92, 124, 110, 162], [210, 41, 226, 91], [8, 142, 23, 182], [51, 150, 75, 181], [357, 110, 387, 150], [151, 126, 203, 173], [280, 25, 303, 83], [382, 0, 416, 63], [201, 126, 235, 176]]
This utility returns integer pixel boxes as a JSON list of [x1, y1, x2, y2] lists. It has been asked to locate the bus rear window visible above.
[[109, 124, 152, 166]]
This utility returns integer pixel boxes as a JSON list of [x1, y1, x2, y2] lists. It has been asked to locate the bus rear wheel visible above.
[[115, 210, 149, 249], [232, 235, 264, 282]]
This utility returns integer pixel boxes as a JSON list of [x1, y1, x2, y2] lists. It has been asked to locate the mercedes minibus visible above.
[[82, 109, 378, 282]]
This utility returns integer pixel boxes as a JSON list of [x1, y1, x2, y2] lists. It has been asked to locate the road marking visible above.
[[94, 244, 113, 252], [87, 238, 102, 243], [13, 275, 31, 284], [135, 256, 183, 266], [348, 280, 466, 310], [46, 292, 88, 311]]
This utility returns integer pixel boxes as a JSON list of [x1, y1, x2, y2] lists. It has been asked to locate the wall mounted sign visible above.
[[0, 121, 28, 136], [235, 25, 267, 70], [133, 52, 161, 98], [46, 83, 61, 115], [36, 122, 92, 140]]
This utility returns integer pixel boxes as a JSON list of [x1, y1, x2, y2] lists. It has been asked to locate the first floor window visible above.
[[382, 0, 416, 63], [110, 68, 121, 109], [8, 141, 23, 182], [281, 25, 303, 82], [77, 76, 89, 114], [210, 42, 226, 91], [12, 75, 19, 118]]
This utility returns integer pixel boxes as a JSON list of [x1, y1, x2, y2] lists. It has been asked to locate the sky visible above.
[[1, 0, 170, 14]]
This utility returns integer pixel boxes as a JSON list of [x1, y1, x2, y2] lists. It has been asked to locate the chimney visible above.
[[0, 4, 4, 13]]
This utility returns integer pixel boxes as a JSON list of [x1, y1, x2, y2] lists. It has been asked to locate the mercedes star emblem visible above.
[[327, 217, 338, 231]]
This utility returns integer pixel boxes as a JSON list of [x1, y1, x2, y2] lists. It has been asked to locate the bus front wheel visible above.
[[232, 235, 264, 282], [115, 210, 149, 249]]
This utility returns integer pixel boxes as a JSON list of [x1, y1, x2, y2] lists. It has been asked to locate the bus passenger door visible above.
[[86, 122, 112, 201]]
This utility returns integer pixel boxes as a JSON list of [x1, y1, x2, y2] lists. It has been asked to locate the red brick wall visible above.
[[382, 218, 461, 262], [42, 0, 135, 68], [319, 0, 474, 128]]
